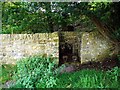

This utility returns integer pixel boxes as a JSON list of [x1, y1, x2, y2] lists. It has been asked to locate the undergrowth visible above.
[[1, 55, 120, 88], [11, 55, 58, 88], [0, 64, 17, 84], [54, 67, 119, 88]]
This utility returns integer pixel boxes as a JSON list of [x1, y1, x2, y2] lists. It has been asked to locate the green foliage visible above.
[[0, 64, 17, 84], [113, 28, 120, 40], [2, 2, 120, 45], [2, 2, 120, 34], [2, 2, 101, 33], [2, 2, 51, 33], [1, 63, 119, 88], [54, 67, 119, 88], [11, 56, 57, 88], [106, 67, 119, 82]]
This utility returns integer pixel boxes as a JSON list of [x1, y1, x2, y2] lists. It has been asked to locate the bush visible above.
[[11, 55, 58, 88]]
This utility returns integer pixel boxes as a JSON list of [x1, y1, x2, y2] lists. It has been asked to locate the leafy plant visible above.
[[0, 64, 17, 84], [107, 67, 119, 79], [11, 55, 58, 88]]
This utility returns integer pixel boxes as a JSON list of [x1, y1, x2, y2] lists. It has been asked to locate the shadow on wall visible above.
[[59, 42, 80, 65]]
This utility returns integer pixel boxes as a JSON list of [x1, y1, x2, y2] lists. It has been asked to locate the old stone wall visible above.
[[0, 33, 59, 64], [81, 31, 114, 64], [59, 31, 114, 64], [0, 31, 115, 65]]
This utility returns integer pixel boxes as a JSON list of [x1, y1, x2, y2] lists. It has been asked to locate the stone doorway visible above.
[[59, 32, 81, 65]]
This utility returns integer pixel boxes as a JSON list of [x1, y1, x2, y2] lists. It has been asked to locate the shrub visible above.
[[11, 55, 58, 88]]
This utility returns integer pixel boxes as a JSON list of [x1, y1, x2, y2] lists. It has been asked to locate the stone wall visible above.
[[0, 31, 115, 65], [81, 31, 114, 64], [59, 31, 114, 64], [0, 33, 59, 64]]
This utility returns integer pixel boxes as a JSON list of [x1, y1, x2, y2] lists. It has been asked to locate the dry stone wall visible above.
[[0, 33, 59, 64]]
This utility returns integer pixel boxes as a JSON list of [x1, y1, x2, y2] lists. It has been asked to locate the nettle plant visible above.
[[12, 55, 58, 88]]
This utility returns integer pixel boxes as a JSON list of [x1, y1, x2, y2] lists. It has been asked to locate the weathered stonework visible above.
[[0, 31, 115, 65], [0, 33, 59, 64], [80, 31, 114, 64]]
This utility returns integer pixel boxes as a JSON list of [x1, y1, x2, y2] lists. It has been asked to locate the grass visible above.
[[1, 64, 119, 88], [54, 68, 120, 88], [0, 64, 17, 84]]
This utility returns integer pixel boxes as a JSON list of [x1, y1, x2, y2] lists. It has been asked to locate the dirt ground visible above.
[[58, 56, 120, 73]]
